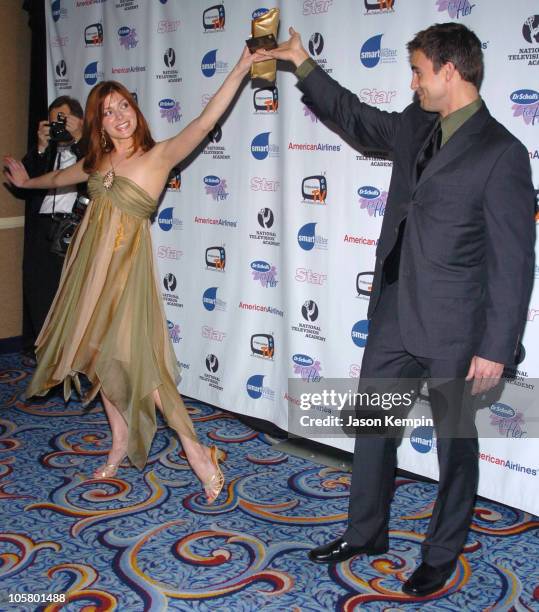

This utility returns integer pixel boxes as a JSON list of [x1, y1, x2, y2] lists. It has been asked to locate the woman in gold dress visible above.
[[4, 47, 264, 504]]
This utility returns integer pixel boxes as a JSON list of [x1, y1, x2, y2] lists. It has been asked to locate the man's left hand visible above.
[[465, 355, 504, 396]]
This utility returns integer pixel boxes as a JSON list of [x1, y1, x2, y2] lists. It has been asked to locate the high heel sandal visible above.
[[203, 445, 226, 504], [92, 456, 127, 479]]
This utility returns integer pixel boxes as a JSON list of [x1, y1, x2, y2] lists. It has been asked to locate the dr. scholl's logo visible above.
[[251, 260, 278, 287], [523, 15, 539, 44], [167, 167, 181, 191], [410, 426, 436, 453], [252, 8, 269, 19], [307, 32, 333, 74], [202, 287, 226, 311], [292, 301, 326, 342], [158, 49, 182, 84], [304, 106, 319, 123], [158, 207, 183, 232], [51, 0, 67, 21], [84, 61, 103, 86], [206, 246, 226, 271], [436, 0, 475, 19], [251, 333, 275, 359], [360, 34, 397, 68], [204, 175, 229, 201], [253, 87, 279, 113], [356, 271, 374, 299], [489, 403, 527, 438], [167, 320, 182, 344], [201, 49, 229, 77], [510, 90, 539, 125], [203, 4, 225, 31], [85, 23, 104, 46], [302, 175, 327, 204], [292, 354, 322, 381], [358, 186, 387, 217], [297, 223, 328, 251], [159, 98, 182, 124], [246, 374, 275, 401], [251, 132, 279, 160], [163, 274, 183, 309], [351, 320, 370, 347], [54, 60, 71, 91], [364, 0, 395, 14], [118, 26, 138, 49], [250, 208, 280, 247]]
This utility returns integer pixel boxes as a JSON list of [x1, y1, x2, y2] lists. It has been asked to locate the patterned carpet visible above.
[[1, 352, 538, 611]]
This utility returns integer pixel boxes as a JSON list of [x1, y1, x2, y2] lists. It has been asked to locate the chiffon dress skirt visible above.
[[26, 172, 197, 469]]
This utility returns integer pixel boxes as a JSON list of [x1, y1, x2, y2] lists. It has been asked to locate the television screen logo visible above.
[[167, 166, 181, 191], [85, 23, 103, 46], [356, 271, 374, 297], [302, 175, 327, 204], [253, 87, 278, 112], [251, 333, 275, 359], [206, 246, 226, 270], [364, 0, 395, 12], [301, 300, 319, 322], [203, 4, 225, 31]]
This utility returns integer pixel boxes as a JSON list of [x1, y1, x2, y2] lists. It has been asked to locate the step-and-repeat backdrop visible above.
[[46, 0, 538, 514]]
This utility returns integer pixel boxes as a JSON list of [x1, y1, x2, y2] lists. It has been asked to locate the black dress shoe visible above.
[[308, 537, 388, 564], [402, 561, 455, 597]]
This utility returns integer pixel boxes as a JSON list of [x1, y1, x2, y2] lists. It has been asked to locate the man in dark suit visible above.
[[21, 96, 84, 358], [265, 23, 535, 596]]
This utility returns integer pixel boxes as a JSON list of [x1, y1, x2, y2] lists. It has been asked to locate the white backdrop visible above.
[[46, 0, 539, 514]]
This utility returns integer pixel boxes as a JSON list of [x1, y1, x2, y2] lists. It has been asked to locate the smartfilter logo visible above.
[[297, 223, 328, 251], [203, 175, 229, 201], [201, 49, 229, 77], [158, 207, 182, 232], [118, 26, 138, 49], [410, 426, 436, 453], [351, 320, 370, 348], [246, 374, 275, 401], [510, 89, 539, 125], [51, 0, 67, 21], [202, 287, 226, 312], [84, 61, 103, 86], [251, 132, 279, 160], [358, 186, 387, 217], [360, 34, 397, 68], [251, 261, 278, 287], [159, 99, 182, 123]]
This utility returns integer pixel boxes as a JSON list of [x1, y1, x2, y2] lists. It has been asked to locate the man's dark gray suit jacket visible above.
[[298, 65, 536, 365]]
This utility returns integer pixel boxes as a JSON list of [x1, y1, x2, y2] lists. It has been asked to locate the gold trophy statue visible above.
[[246, 8, 279, 82]]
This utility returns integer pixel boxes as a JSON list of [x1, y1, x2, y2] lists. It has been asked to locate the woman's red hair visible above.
[[82, 80, 155, 174]]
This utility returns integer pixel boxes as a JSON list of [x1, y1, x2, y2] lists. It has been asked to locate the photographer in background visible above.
[[21, 96, 85, 360]]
